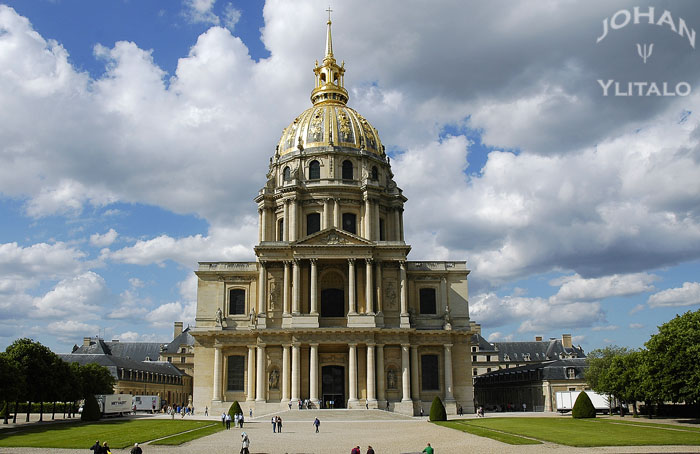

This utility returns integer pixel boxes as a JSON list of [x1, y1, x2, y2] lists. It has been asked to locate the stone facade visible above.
[[190, 15, 479, 416]]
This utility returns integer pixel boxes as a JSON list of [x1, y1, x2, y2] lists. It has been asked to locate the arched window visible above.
[[309, 160, 320, 180], [283, 166, 291, 181], [342, 160, 353, 180], [371, 166, 378, 180], [342, 213, 356, 234]]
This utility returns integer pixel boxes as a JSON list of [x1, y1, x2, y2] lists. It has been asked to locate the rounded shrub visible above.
[[228, 400, 242, 417], [572, 392, 596, 419], [81, 394, 101, 421], [429, 396, 447, 421]]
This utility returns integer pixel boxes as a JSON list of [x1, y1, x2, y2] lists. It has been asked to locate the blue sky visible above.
[[1, 0, 700, 354]]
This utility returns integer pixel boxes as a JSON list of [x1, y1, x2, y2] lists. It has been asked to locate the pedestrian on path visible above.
[[313, 417, 320, 433], [366, 446, 375, 454], [221, 412, 226, 427], [422, 442, 434, 454], [240, 432, 250, 454], [276, 416, 282, 433], [130, 443, 142, 454], [205, 406, 208, 416], [225, 413, 231, 430], [271, 416, 276, 433], [351, 446, 361, 454], [89, 440, 101, 454]]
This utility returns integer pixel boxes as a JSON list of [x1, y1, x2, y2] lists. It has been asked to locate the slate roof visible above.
[[162, 327, 195, 354], [473, 358, 588, 384], [471, 334, 585, 361], [59, 353, 185, 380], [72, 340, 163, 362]]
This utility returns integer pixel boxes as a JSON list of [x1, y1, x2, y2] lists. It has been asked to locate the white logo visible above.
[[636, 43, 653, 63]]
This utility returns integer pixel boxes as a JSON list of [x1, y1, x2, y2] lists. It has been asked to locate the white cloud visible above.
[[551, 273, 657, 303], [222, 3, 241, 31], [183, 0, 220, 25], [629, 323, 644, 329], [90, 228, 118, 247], [107, 289, 150, 319], [647, 282, 700, 308], [0, 242, 86, 279], [487, 332, 513, 342], [591, 325, 618, 332], [46, 320, 99, 343], [629, 304, 645, 315], [31, 272, 107, 319], [129, 278, 145, 288]]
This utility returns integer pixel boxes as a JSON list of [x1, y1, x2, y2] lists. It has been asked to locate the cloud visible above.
[[629, 323, 644, 329], [551, 273, 657, 303], [0, 242, 86, 280], [129, 278, 145, 288], [107, 289, 150, 320], [46, 320, 99, 343], [591, 325, 618, 332], [183, 0, 220, 25], [90, 228, 118, 247], [647, 282, 700, 308], [31, 272, 107, 319], [222, 3, 241, 31], [487, 332, 513, 342]]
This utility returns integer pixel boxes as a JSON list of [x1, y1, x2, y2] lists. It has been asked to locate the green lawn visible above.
[[440, 417, 700, 447], [150, 423, 223, 445], [0, 419, 216, 449], [436, 421, 541, 445]]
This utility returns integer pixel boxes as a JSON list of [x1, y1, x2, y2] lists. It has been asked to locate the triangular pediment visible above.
[[294, 228, 373, 246]]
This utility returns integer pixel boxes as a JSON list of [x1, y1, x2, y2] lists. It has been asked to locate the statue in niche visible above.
[[249, 308, 257, 326], [387, 368, 397, 390], [269, 281, 280, 310], [215, 308, 223, 327], [443, 308, 453, 330], [269, 369, 280, 390]]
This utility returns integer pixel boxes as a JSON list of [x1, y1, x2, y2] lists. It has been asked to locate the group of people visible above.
[[90, 441, 144, 454], [270, 415, 283, 432], [476, 406, 485, 417], [222, 411, 246, 429], [350, 446, 374, 454]]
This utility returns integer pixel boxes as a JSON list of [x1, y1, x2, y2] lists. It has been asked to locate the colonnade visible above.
[[254, 259, 409, 319], [257, 197, 404, 242], [211, 341, 456, 406]]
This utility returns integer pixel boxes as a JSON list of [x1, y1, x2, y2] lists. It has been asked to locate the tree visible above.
[[429, 396, 446, 421], [0, 353, 20, 424], [572, 392, 596, 418], [228, 401, 242, 417], [607, 350, 651, 417], [81, 394, 101, 421], [76, 363, 116, 397], [585, 345, 630, 413], [645, 309, 700, 406], [4, 339, 57, 422]]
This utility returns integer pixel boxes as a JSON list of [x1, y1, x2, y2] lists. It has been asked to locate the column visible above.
[[323, 198, 331, 230], [374, 201, 380, 240], [348, 259, 357, 314], [310, 343, 319, 403], [348, 343, 358, 403], [399, 261, 408, 316], [401, 344, 411, 402], [399, 208, 404, 241], [258, 261, 267, 316], [283, 261, 291, 315], [444, 344, 455, 402], [291, 343, 301, 401], [394, 208, 401, 241], [410, 345, 420, 401], [310, 259, 318, 314], [290, 199, 297, 241], [367, 343, 376, 403], [256, 344, 266, 402], [212, 344, 222, 401], [281, 345, 290, 402], [441, 277, 448, 312], [364, 197, 372, 240], [365, 259, 374, 314], [258, 209, 262, 242], [292, 259, 301, 314], [246, 345, 255, 401], [283, 200, 290, 241], [375, 261, 383, 313], [376, 344, 386, 402], [261, 207, 268, 241], [333, 198, 340, 228]]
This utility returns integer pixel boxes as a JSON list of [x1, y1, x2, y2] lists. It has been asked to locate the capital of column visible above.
[[293, 258, 302, 265], [365, 258, 373, 265], [348, 258, 356, 265], [283, 260, 292, 266], [309, 258, 318, 265]]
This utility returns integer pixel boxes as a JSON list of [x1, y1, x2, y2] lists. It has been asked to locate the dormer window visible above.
[[567, 367, 576, 379], [503, 354, 510, 361], [523, 353, 531, 361]]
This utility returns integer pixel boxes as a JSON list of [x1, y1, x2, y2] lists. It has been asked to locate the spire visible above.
[[311, 8, 348, 106], [325, 6, 333, 60]]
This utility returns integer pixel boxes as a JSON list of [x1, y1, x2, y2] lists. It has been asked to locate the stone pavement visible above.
[[1, 410, 699, 454]]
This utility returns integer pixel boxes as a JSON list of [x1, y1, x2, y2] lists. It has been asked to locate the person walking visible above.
[[225, 413, 231, 430], [240, 414, 245, 428], [102, 442, 112, 454], [240, 432, 250, 454], [313, 417, 320, 433], [130, 443, 142, 454], [249, 408, 253, 418], [89, 440, 101, 454], [351, 446, 361, 454], [276, 416, 282, 433], [422, 442, 434, 454], [271, 416, 277, 433], [205, 406, 208, 416], [366, 446, 375, 454]]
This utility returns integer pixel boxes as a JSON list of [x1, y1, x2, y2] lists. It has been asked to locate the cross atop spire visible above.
[[311, 8, 348, 106], [325, 6, 334, 59], [326, 6, 333, 23]]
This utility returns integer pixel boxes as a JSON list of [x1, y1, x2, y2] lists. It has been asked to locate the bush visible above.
[[228, 401, 242, 417], [572, 392, 596, 419], [81, 394, 101, 421], [429, 396, 447, 421]]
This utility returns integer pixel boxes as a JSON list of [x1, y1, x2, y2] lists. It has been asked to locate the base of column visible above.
[[289, 314, 319, 328], [374, 312, 385, 327], [256, 315, 267, 329], [377, 399, 388, 410], [393, 400, 415, 416], [348, 314, 377, 328], [444, 400, 457, 415], [347, 399, 360, 409], [399, 314, 411, 328], [366, 399, 378, 409], [281, 314, 292, 328]]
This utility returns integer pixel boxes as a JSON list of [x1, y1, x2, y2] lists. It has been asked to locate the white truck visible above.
[[95, 394, 131, 416], [555, 391, 613, 414], [132, 395, 161, 412]]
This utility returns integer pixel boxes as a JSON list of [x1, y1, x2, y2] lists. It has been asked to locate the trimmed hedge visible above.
[[429, 396, 447, 421], [228, 401, 242, 417], [572, 392, 596, 419], [81, 394, 101, 421]]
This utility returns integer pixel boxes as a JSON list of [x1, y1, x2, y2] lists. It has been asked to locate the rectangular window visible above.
[[167, 357, 172, 363], [226, 355, 245, 391], [229, 289, 246, 315], [278, 219, 284, 241], [421, 354, 439, 391], [342, 213, 356, 234], [419, 288, 437, 314], [486, 355, 491, 361], [181, 357, 186, 364], [472, 355, 477, 362], [307, 213, 321, 235], [379, 218, 385, 240]]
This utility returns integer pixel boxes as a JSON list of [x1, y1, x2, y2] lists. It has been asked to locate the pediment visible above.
[[294, 228, 373, 246]]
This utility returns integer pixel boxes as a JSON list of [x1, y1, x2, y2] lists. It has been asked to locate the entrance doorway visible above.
[[321, 288, 344, 317], [321, 365, 345, 408]]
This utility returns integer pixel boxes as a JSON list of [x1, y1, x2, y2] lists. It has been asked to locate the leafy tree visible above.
[[0, 353, 20, 424], [572, 392, 596, 418], [77, 363, 116, 397], [4, 339, 57, 422], [607, 350, 651, 417], [429, 396, 446, 421], [228, 401, 242, 417], [81, 394, 101, 421], [585, 345, 630, 413], [645, 309, 700, 406]]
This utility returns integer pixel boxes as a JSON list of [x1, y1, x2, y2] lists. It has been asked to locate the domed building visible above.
[[191, 14, 479, 416]]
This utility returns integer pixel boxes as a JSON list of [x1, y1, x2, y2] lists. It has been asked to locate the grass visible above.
[[0, 419, 216, 449], [436, 421, 541, 445], [150, 423, 223, 445], [441, 417, 700, 447]]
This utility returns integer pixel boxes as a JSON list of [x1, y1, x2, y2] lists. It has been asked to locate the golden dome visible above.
[[277, 12, 384, 157]]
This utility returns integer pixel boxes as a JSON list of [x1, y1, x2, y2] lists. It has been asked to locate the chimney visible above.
[[174, 321, 184, 339], [535, 336, 543, 342], [83, 336, 92, 347], [562, 334, 573, 348]]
